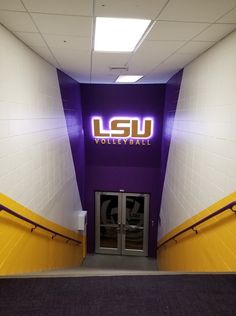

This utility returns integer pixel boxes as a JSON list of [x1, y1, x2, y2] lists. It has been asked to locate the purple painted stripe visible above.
[[160, 70, 183, 192], [57, 70, 86, 208]]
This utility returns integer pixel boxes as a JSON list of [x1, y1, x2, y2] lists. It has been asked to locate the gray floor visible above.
[[3, 254, 231, 278], [11, 254, 160, 278], [82, 254, 157, 270]]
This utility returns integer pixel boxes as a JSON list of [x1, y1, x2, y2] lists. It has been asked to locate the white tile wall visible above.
[[0, 24, 82, 230], [159, 29, 236, 240]]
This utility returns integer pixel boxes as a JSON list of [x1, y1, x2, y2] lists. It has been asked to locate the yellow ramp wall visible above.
[[0, 194, 85, 276], [157, 192, 236, 272]]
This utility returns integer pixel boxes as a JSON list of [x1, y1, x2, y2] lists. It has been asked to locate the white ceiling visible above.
[[0, 0, 236, 84]]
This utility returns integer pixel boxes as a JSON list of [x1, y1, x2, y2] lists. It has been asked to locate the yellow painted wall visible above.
[[157, 192, 236, 272], [0, 193, 85, 276]]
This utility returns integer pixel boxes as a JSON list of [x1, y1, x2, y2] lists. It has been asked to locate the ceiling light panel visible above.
[[94, 17, 151, 52], [116, 75, 143, 83]]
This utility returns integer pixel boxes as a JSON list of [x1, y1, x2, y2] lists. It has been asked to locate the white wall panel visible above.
[[159, 30, 236, 239], [0, 25, 82, 231]]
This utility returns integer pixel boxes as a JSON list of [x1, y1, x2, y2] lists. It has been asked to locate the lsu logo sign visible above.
[[91, 117, 154, 146]]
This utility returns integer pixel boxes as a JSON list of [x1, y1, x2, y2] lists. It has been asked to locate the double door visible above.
[[95, 192, 149, 256]]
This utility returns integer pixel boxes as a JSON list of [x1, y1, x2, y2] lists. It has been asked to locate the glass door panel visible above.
[[122, 194, 149, 256], [100, 226, 118, 248], [125, 196, 144, 227], [124, 227, 144, 250], [95, 192, 121, 254], [95, 192, 149, 256]]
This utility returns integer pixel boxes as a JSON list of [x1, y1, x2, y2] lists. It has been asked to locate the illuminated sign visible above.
[[91, 116, 154, 145]]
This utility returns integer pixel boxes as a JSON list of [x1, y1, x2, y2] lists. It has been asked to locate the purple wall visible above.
[[160, 70, 183, 192], [56, 71, 183, 257], [81, 84, 165, 257], [57, 70, 86, 207]]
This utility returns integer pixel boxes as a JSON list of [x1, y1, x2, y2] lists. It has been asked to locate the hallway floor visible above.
[[4, 254, 236, 278], [14, 254, 162, 278], [82, 254, 157, 270]]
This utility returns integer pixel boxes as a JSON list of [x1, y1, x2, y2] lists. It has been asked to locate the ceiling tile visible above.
[[158, 53, 197, 69], [0, 0, 235, 84], [91, 74, 118, 84], [30, 45, 59, 67], [92, 52, 130, 73], [126, 65, 156, 74], [0, 11, 38, 32], [22, 0, 93, 16], [178, 41, 215, 55], [217, 7, 236, 23], [140, 54, 194, 84], [139, 70, 177, 83], [136, 39, 186, 54], [51, 47, 91, 73], [66, 72, 90, 83], [147, 21, 209, 41], [127, 57, 162, 74], [140, 58, 188, 83], [31, 13, 92, 36], [194, 23, 236, 41], [14, 32, 46, 47], [158, 0, 236, 23], [127, 40, 186, 73], [0, 0, 26, 11], [43, 34, 91, 50], [95, 0, 168, 19]]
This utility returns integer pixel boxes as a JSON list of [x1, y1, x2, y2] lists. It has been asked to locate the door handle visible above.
[[116, 223, 121, 232], [123, 225, 144, 231], [122, 224, 127, 232]]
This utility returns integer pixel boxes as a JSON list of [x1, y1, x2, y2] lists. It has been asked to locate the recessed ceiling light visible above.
[[94, 17, 151, 52], [116, 75, 143, 83]]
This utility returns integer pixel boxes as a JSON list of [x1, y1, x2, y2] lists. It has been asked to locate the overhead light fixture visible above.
[[116, 75, 143, 83], [94, 17, 151, 52]]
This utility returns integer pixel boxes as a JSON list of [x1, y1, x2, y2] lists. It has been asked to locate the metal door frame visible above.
[[95, 191, 149, 256]]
